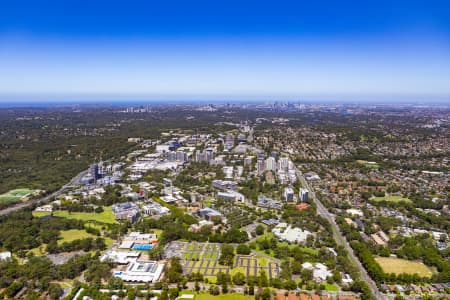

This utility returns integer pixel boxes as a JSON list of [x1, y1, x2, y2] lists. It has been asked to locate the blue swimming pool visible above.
[[132, 243, 154, 250]]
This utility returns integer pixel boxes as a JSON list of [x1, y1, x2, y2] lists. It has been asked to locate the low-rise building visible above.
[[113, 260, 165, 283], [112, 202, 140, 223], [272, 223, 311, 243]]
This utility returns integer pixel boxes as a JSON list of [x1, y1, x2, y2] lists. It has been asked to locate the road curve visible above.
[[0, 170, 87, 216]]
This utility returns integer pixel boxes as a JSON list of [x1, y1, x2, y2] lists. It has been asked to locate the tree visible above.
[[261, 288, 271, 300], [236, 244, 251, 255], [301, 269, 313, 281], [219, 244, 235, 266], [256, 225, 265, 235], [48, 283, 63, 300], [222, 282, 228, 294], [248, 284, 255, 295], [108, 276, 123, 290], [291, 260, 302, 274], [167, 257, 184, 283], [209, 285, 220, 295], [232, 272, 246, 285]]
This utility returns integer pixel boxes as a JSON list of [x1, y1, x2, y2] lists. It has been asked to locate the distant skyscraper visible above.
[[257, 153, 265, 175], [278, 157, 289, 171], [299, 188, 309, 202], [89, 163, 99, 180], [265, 157, 276, 171]]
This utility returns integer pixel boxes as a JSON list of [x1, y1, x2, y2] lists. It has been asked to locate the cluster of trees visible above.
[[0, 211, 85, 253], [0, 253, 112, 299], [218, 244, 235, 266], [135, 211, 248, 245], [173, 162, 225, 189]]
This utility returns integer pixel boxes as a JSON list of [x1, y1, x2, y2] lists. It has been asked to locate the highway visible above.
[[0, 169, 87, 216], [295, 167, 387, 300]]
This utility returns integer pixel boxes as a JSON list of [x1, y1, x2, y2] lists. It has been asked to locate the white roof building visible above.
[[101, 250, 140, 264], [113, 261, 164, 283], [272, 223, 312, 243], [0, 251, 11, 261]]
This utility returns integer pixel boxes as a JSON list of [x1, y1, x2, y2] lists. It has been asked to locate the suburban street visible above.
[[295, 167, 388, 300], [0, 169, 87, 216]]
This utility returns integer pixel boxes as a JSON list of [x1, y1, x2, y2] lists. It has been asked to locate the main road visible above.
[[0, 169, 87, 216], [295, 167, 387, 300]]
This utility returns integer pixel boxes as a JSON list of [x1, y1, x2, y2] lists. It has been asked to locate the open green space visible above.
[[28, 244, 47, 256], [356, 160, 379, 169], [323, 282, 339, 291], [58, 229, 96, 244], [193, 293, 256, 300], [229, 267, 246, 276], [0, 188, 33, 203], [375, 257, 433, 277], [33, 206, 117, 224], [371, 196, 412, 203]]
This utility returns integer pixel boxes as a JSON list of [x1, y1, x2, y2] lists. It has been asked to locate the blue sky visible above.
[[0, 0, 449, 102]]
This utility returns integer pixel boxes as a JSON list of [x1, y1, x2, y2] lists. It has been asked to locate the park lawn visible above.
[[28, 244, 48, 256], [257, 256, 268, 267], [33, 211, 51, 218], [229, 267, 246, 276], [371, 196, 412, 204], [58, 229, 114, 247], [277, 242, 319, 255], [194, 292, 256, 300], [58, 229, 96, 244], [149, 228, 163, 237], [356, 160, 379, 169], [204, 276, 217, 284], [324, 283, 339, 291], [54, 206, 117, 224], [51, 279, 74, 289], [0, 188, 34, 203], [253, 248, 275, 257], [375, 257, 433, 277]]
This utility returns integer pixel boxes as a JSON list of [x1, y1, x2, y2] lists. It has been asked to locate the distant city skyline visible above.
[[1, 0, 450, 102]]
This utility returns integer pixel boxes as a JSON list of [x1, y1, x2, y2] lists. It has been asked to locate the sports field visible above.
[[371, 196, 411, 203], [33, 206, 117, 224], [58, 229, 96, 244], [0, 188, 34, 203], [356, 160, 379, 169], [375, 257, 433, 277]]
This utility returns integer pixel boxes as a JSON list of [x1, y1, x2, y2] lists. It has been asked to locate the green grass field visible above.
[[58, 229, 96, 244], [324, 283, 339, 291], [33, 206, 117, 224], [28, 244, 48, 256], [0, 188, 33, 203], [371, 196, 412, 203], [375, 257, 433, 277], [193, 293, 256, 300], [356, 160, 379, 169]]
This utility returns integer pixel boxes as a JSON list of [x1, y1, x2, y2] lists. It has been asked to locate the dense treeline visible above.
[[135, 210, 248, 245], [0, 253, 112, 299], [0, 107, 234, 196], [47, 237, 106, 253], [0, 211, 85, 253]]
